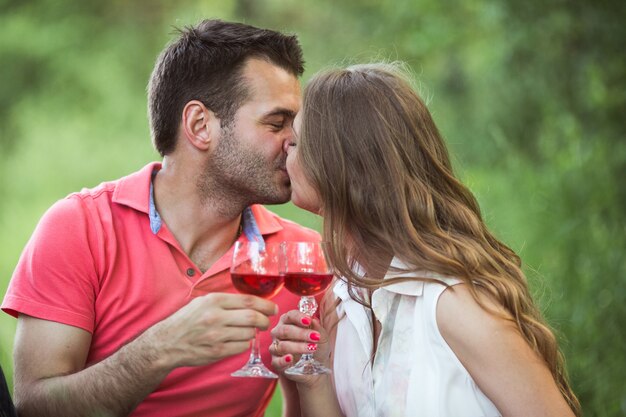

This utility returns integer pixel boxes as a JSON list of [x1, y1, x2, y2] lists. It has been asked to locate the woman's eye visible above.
[[270, 123, 284, 131]]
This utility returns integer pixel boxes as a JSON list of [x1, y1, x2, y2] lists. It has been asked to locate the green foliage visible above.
[[1, 1, 624, 415]]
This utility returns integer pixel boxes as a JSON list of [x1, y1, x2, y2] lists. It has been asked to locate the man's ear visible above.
[[181, 100, 220, 151]]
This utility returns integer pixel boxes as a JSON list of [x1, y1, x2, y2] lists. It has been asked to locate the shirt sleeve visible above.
[[1, 195, 101, 333]]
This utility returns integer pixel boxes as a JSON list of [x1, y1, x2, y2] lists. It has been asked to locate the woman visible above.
[[270, 63, 581, 417]]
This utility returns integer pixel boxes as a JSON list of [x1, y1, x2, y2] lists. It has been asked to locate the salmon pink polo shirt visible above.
[[2, 162, 320, 417]]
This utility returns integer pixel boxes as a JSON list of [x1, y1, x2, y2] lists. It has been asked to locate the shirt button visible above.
[[186, 268, 196, 277]]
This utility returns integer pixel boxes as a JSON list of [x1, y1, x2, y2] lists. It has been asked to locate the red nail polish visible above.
[[310, 332, 320, 341], [285, 355, 292, 363], [301, 317, 312, 326], [307, 343, 317, 352]]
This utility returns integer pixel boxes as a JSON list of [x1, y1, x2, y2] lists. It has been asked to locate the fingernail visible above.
[[307, 343, 317, 352], [301, 317, 311, 326], [285, 355, 292, 363], [310, 332, 320, 341], [274, 305, 279, 315]]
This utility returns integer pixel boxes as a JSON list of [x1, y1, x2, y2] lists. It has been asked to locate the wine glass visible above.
[[230, 241, 284, 378], [280, 241, 334, 375]]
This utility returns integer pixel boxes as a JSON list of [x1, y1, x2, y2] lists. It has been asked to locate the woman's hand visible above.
[[269, 309, 332, 387], [271, 309, 345, 417]]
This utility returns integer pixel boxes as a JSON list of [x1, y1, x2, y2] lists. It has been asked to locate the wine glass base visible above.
[[231, 363, 279, 379], [284, 359, 332, 376]]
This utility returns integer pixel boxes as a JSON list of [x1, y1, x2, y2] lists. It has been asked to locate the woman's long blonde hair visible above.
[[299, 62, 580, 415]]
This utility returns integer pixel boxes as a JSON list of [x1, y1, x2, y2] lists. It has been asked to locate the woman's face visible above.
[[286, 113, 322, 213]]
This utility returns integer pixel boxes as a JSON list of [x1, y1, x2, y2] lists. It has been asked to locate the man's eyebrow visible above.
[[261, 108, 297, 119]]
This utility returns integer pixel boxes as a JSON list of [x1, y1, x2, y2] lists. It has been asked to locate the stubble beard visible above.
[[196, 124, 290, 216]]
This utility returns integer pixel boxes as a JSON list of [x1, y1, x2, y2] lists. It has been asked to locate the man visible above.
[[2, 19, 318, 416], [0, 365, 16, 417]]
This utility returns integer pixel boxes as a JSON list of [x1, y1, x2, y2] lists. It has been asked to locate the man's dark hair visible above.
[[148, 19, 305, 156]]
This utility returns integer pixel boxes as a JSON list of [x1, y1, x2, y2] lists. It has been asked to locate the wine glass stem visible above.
[[299, 296, 317, 317], [299, 296, 317, 361], [248, 328, 262, 364]]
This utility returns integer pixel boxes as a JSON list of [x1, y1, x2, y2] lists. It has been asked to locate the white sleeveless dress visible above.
[[331, 258, 502, 417]]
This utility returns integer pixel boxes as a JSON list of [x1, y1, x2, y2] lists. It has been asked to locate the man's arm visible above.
[[14, 316, 166, 417], [14, 293, 277, 417]]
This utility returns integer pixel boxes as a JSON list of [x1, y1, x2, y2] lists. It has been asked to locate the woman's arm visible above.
[[436, 284, 574, 417], [271, 310, 344, 417], [279, 376, 301, 417], [296, 375, 343, 417]]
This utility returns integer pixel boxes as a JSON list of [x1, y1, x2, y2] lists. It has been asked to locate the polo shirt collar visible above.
[[246, 204, 283, 237], [112, 161, 160, 215]]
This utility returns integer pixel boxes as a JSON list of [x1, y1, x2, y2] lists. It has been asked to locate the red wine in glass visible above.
[[280, 242, 334, 375], [230, 241, 284, 378], [231, 273, 284, 299], [283, 272, 333, 297]]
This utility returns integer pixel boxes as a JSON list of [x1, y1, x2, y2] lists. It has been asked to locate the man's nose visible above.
[[282, 139, 291, 153], [282, 126, 296, 152], [285, 124, 296, 141]]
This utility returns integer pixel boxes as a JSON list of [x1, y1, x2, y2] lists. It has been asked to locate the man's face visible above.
[[202, 58, 301, 205]]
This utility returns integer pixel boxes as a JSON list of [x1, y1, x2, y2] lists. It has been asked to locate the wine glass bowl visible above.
[[283, 271, 334, 297], [231, 271, 284, 299], [230, 241, 284, 378], [280, 241, 334, 375]]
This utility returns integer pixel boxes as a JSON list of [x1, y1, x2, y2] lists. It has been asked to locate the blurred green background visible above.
[[0, 0, 624, 415]]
